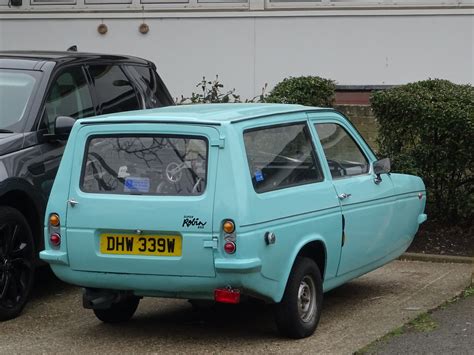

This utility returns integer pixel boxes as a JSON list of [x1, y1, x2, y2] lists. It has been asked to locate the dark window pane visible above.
[[89, 65, 140, 114], [131, 65, 172, 108], [81, 135, 208, 196], [44, 66, 94, 133], [244, 123, 322, 193], [315, 123, 369, 178], [0, 69, 39, 131]]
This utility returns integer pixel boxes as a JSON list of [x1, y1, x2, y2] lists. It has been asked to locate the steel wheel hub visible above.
[[297, 275, 317, 323]]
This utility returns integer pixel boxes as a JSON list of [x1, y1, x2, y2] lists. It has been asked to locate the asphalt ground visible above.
[[0, 260, 472, 354], [368, 293, 474, 354]]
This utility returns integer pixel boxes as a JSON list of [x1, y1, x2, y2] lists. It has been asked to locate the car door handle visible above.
[[338, 193, 352, 200], [67, 199, 79, 207]]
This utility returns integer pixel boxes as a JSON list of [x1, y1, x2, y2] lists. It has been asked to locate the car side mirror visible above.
[[45, 116, 75, 141], [373, 158, 391, 184]]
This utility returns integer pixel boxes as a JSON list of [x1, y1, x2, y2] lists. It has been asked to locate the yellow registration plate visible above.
[[100, 233, 182, 256]]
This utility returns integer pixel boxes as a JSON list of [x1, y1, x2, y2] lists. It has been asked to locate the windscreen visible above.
[[0, 69, 39, 132], [81, 135, 208, 196]]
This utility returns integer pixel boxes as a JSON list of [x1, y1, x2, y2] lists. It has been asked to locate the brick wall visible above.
[[335, 104, 379, 152]]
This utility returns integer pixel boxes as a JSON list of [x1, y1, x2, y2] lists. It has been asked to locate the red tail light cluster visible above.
[[48, 213, 61, 247], [222, 219, 236, 254]]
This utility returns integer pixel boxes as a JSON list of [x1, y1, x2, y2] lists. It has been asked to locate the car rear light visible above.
[[50, 233, 61, 247], [223, 220, 235, 234], [49, 213, 60, 227], [224, 241, 236, 254], [214, 288, 240, 304]]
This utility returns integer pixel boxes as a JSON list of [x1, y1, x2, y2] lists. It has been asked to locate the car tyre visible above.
[[274, 256, 323, 339], [93, 296, 140, 323], [0, 206, 36, 321]]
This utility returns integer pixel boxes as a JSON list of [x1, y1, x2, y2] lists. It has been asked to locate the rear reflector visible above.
[[214, 288, 240, 304]]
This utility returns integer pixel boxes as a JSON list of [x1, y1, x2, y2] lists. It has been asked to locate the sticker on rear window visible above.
[[255, 170, 264, 182], [124, 177, 150, 193], [118, 166, 130, 178]]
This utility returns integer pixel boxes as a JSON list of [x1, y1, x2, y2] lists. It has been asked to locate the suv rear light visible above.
[[50, 233, 61, 247], [214, 288, 240, 304]]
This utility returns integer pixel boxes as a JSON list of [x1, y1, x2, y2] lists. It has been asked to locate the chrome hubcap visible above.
[[297, 275, 316, 323]]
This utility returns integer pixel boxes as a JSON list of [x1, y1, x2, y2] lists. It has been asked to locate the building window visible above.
[[31, 0, 76, 4], [85, 0, 132, 4]]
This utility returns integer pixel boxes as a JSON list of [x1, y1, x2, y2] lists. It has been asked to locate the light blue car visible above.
[[40, 104, 427, 338]]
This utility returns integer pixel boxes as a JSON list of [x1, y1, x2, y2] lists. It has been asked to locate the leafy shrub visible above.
[[266, 76, 336, 107], [177, 76, 267, 104], [371, 79, 473, 224]]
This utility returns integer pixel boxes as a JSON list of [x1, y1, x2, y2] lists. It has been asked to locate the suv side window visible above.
[[88, 65, 140, 114], [244, 122, 323, 193], [315, 123, 369, 178], [43, 66, 94, 133], [129, 65, 171, 108]]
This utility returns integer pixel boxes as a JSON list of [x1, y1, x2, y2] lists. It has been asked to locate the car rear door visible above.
[[65, 122, 221, 277]]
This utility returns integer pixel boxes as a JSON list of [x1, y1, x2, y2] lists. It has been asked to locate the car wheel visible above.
[[274, 257, 323, 339], [0, 206, 35, 321], [93, 296, 140, 323]]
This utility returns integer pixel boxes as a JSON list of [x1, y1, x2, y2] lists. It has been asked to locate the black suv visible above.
[[0, 51, 174, 320]]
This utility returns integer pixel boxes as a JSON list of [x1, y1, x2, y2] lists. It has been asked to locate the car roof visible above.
[[80, 103, 335, 125], [0, 51, 151, 67]]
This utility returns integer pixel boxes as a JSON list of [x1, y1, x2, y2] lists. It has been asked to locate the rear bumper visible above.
[[417, 213, 428, 224], [47, 259, 279, 302], [40, 250, 69, 265]]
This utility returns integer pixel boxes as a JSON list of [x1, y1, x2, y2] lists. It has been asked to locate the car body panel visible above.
[[307, 113, 399, 276], [64, 123, 220, 277], [41, 104, 427, 303]]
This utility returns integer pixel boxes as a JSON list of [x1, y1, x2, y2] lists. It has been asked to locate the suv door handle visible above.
[[338, 193, 352, 200]]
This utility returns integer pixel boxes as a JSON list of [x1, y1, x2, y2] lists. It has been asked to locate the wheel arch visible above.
[[275, 236, 327, 303]]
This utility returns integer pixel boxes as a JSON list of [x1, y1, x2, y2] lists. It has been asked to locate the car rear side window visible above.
[[244, 123, 323, 193], [81, 135, 208, 196], [88, 65, 140, 115]]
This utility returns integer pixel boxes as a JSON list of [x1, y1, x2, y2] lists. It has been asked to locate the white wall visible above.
[[0, 11, 472, 99]]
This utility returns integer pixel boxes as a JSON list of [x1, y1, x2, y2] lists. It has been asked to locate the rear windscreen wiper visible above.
[[0, 129, 14, 133]]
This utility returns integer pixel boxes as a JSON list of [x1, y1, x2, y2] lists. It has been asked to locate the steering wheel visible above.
[[327, 159, 347, 178], [165, 161, 185, 183]]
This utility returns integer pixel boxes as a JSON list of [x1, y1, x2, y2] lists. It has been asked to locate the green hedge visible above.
[[371, 79, 473, 225], [266, 76, 336, 107]]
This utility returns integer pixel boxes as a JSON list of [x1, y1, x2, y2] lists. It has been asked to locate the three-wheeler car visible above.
[[40, 104, 427, 338]]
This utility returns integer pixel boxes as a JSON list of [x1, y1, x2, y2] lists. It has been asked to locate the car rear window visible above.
[[81, 135, 208, 196]]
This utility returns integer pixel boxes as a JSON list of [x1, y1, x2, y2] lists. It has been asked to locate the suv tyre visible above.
[[0, 206, 35, 321]]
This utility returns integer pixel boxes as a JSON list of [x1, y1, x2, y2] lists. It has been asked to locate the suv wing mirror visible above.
[[44, 116, 75, 141], [55, 116, 76, 138], [373, 158, 391, 184]]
